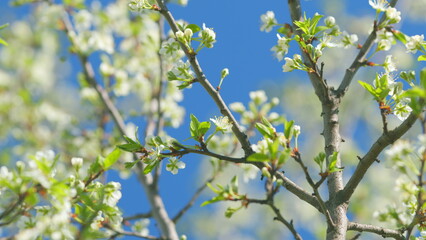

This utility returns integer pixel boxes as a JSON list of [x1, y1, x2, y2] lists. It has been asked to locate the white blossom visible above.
[[405, 34, 424, 53], [369, 0, 389, 12], [199, 23, 216, 48], [383, 55, 396, 72], [282, 57, 296, 72], [324, 16, 336, 27], [378, 39, 392, 51], [229, 102, 246, 113], [166, 157, 186, 175], [210, 116, 232, 132], [271, 34, 290, 61], [386, 7, 401, 23], [260, 11, 277, 32], [341, 31, 358, 48], [71, 157, 83, 168], [249, 90, 267, 105]]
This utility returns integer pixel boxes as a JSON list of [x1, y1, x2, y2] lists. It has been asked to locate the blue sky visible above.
[[1, 0, 425, 239]]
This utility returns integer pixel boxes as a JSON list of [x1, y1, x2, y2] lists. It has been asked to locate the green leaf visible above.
[[328, 152, 343, 173], [392, 30, 408, 44], [255, 122, 274, 139], [284, 120, 294, 139], [143, 160, 159, 174], [88, 156, 104, 176], [230, 176, 238, 194], [124, 160, 139, 169], [278, 148, 291, 166], [0, 23, 8, 30], [225, 206, 242, 218], [314, 152, 326, 171], [103, 148, 121, 169], [400, 71, 416, 85], [123, 135, 138, 144], [0, 38, 7, 46], [201, 195, 225, 207], [190, 114, 200, 138], [198, 121, 211, 137], [247, 153, 270, 162], [418, 55, 426, 62], [420, 68, 426, 90], [186, 24, 201, 33], [403, 87, 426, 99], [261, 116, 273, 128], [117, 143, 142, 152]]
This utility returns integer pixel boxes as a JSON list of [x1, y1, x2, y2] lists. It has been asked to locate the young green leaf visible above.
[[103, 148, 121, 169], [247, 153, 270, 162], [284, 120, 294, 139], [255, 122, 274, 139], [186, 24, 201, 33], [225, 206, 242, 218]]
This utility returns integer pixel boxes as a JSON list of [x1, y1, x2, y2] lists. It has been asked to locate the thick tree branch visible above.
[[347, 222, 404, 240], [62, 13, 179, 240], [337, 0, 399, 97], [155, 0, 253, 157], [341, 113, 418, 203], [287, 0, 328, 102]]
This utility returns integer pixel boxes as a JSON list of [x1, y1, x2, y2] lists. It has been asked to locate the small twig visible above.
[[172, 172, 220, 223], [245, 198, 302, 240], [123, 212, 152, 222], [105, 224, 164, 240], [292, 151, 335, 227], [380, 109, 389, 134]]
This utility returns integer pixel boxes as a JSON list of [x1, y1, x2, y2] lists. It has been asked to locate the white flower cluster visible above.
[[199, 23, 216, 48]]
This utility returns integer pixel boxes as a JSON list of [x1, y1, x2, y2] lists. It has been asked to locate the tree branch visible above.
[[341, 112, 418, 203], [170, 143, 321, 211], [246, 198, 302, 240], [347, 222, 404, 240], [155, 0, 253, 157], [61, 12, 179, 240]]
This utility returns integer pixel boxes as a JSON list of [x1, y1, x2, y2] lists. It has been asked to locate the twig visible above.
[[292, 151, 335, 227], [347, 222, 404, 240], [105, 224, 164, 240], [123, 212, 152, 222], [245, 198, 303, 240], [155, 0, 253, 157], [172, 172, 219, 223]]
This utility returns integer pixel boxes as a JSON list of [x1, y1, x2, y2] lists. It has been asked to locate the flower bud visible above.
[[71, 157, 83, 169], [324, 16, 336, 27], [262, 167, 271, 178]]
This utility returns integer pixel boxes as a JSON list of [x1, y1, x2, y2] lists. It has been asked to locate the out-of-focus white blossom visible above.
[[405, 34, 424, 53], [271, 34, 290, 61], [386, 7, 401, 23], [260, 11, 277, 32], [166, 157, 186, 174], [249, 90, 267, 105]]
